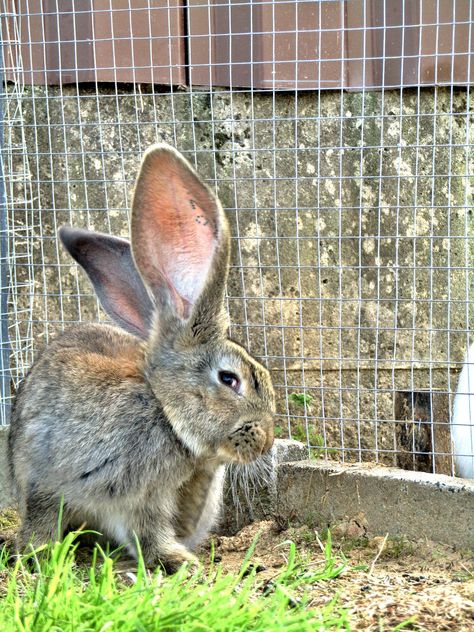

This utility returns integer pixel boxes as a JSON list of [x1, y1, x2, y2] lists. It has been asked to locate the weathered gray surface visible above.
[[277, 460, 474, 549], [8, 85, 474, 463], [0, 428, 12, 508]]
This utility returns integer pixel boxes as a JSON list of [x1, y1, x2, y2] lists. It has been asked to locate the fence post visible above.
[[0, 24, 11, 425]]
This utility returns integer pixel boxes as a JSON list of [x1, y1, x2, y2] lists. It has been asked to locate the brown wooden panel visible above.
[[186, 0, 254, 88], [394, 390, 452, 476], [418, 0, 474, 86], [188, 0, 346, 89], [258, 0, 345, 89], [347, 0, 474, 89], [4, 0, 185, 86], [189, 0, 474, 90], [3, 0, 474, 89]]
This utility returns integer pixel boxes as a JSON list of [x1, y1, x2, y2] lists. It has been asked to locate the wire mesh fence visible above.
[[1, 1, 473, 477]]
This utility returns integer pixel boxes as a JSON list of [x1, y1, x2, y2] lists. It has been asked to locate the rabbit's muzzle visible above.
[[223, 415, 274, 464]]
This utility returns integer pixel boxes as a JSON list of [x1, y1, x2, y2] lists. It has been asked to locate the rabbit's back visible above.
[[9, 324, 191, 507]]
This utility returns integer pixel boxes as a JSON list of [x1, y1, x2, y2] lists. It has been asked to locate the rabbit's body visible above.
[[9, 145, 275, 570], [10, 324, 225, 566]]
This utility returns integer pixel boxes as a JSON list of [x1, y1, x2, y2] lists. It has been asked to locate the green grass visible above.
[[285, 392, 339, 458], [288, 393, 315, 408], [278, 391, 324, 450], [0, 531, 352, 631]]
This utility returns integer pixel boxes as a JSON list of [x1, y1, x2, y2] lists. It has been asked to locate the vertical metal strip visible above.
[[0, 19, 11, 425]]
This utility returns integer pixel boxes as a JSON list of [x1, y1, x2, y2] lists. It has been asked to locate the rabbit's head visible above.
[[60, 145, 275, 464]]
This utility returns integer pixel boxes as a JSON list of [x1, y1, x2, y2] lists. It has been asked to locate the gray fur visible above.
[[8, 144, 275, 572], [58, 227, 154, 339]]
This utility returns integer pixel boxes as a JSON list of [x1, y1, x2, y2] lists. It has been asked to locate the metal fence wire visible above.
[[1, 1, 473, 478]]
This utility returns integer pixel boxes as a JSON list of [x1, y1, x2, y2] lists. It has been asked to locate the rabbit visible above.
[[8, 144, 276, 572], [451, 341, 474, 479]]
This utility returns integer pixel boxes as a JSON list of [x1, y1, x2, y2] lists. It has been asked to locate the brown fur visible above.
[[70, 349, 144, 383], [8, 144, 276, 572]]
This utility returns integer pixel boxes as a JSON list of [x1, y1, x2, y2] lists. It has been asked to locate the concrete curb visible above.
[[277, 460, 474, 549]]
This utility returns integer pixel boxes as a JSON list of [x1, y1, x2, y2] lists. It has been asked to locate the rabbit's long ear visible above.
[[59, 226, 154, 339], [131, 144, 230, 341]]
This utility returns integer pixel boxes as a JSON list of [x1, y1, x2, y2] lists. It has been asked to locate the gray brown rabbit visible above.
[[8, 144, 275, 572]]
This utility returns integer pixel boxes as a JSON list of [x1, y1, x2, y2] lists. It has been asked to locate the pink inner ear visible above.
[[132, 148, 220, 319]]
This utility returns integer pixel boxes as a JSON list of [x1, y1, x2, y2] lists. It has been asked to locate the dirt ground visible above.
[[1, 509, 473, 631], [207, 520, 473, 631]]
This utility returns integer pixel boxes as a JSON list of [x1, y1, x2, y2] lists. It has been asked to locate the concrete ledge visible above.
[[277, 460, 474, 549], [0, 428, 12, 508]]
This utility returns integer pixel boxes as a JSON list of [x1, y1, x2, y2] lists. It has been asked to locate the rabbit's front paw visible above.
[[153, 545, 200, 575]]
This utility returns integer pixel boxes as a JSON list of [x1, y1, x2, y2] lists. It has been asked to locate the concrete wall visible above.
[[8, 85, 474, 462]]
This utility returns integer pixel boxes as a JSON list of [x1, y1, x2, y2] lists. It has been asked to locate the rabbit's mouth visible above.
[[219, 418, 274, 464]]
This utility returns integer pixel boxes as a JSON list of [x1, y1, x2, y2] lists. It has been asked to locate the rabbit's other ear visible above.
[[59, 226, 154, 339], [131, 144, 230, 342]]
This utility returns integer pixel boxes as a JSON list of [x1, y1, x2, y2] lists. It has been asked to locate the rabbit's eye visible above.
[[218, 371, 241, 392]]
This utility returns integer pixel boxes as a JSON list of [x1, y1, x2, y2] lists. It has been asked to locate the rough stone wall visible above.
[[8, 85, 474, 464]]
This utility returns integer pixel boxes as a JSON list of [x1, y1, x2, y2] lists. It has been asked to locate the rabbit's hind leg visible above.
[[16, 490, 70, 551], [130, 512, 198, 573]]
